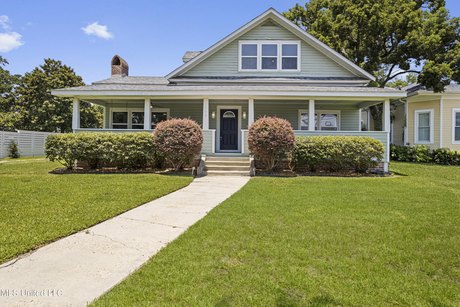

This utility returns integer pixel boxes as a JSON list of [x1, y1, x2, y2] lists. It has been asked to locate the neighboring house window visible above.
[[239, 41, 300, 71], [415, 109, 433, 144], [131, 112, 144, 130], [453, 108, 460, 143], [298, 110, 340, 130], [151, 108, 170, 129], [112, 112, 128, 129]]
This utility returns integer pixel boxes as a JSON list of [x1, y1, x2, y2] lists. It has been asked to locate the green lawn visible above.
[[94, 163, 460, 306], [0, 158, 192, 264]]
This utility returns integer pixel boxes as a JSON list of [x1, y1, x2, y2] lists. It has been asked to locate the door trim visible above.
[[216, 105, 242, 153]]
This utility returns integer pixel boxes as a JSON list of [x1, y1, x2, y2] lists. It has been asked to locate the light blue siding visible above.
[[183, 24, 356, 78]]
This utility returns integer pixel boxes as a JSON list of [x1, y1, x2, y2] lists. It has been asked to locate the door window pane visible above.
[[112, 112, 128, 129]]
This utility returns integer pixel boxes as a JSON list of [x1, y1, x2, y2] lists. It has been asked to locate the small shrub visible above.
[[432, 148, 460, 165], [8, 140, 20, 158], [291, 136, 384, 173], [153, 118, 203, 171], [45, 132, 156, 170], [248, 116, 295, 171]]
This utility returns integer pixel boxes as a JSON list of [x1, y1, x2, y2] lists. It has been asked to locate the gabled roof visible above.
[[405, 83, 460, 96], [165, 8, 375, 81]]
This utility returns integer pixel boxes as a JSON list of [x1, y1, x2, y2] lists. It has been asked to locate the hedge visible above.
[[45, 132, 157, 170], [291, 136, 385, 173], [391, 144, 460, 165]]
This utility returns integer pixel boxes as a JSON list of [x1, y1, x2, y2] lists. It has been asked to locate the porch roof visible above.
[[52, 79, 406, 99]]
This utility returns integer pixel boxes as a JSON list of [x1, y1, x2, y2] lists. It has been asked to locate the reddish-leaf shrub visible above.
[[248, 116, 295, 171], [153, 118, 203, 171]]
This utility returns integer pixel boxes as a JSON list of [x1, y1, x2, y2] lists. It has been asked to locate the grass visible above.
[[0, 158, 192, 264], [94, 163, 459, 306]]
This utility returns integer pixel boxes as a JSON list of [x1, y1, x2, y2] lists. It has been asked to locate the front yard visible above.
[[94, 163, 459, 306], [0, 158, 192, 264]]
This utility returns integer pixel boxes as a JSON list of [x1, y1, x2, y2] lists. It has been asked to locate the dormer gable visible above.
[[166, 8, 374, 83]]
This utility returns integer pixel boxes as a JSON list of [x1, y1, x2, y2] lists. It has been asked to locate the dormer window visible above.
[[239, 41, 300, 71]]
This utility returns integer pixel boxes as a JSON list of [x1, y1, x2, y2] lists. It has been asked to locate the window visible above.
[[282, 44, 298, 70], [239, 41, 300, 71], [453, 109, 460, 143], [415, 109, 433, 144], [151, 109, 169, 129], [298, 110, 339, 131], [131, 112, 144, 130], [241, 44, 257, 70], [261, 44, 278, 70], [112, 112, 128, 129]]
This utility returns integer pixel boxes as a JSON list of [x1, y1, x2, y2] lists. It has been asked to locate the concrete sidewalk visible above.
[[0, 176, 249, 307]]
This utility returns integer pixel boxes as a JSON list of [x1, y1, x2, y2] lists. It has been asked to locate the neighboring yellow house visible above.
[[400, 84, 460, 151]]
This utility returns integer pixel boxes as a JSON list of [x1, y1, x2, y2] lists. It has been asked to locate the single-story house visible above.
[[391, 84, 460, 151], [52, 8, 408, 172]]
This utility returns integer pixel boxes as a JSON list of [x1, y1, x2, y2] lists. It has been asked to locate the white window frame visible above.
[[110, 108, 144, 129], [151, 108, 170, 129], [298, 109, 341, 131], [238, 40, 301, 72], [414, 109, 434, 144], [453, 108, 460, 144]]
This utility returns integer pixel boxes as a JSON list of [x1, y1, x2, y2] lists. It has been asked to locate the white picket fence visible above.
[[0, 130, 56, 158]]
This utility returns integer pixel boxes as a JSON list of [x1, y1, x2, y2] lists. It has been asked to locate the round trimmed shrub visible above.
[[248, 116, 295, 171], [153, 118, 203, 171]]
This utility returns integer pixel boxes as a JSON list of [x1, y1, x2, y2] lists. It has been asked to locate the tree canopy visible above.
[[0, 58, 102, 132], [284, 0, 460, 91]]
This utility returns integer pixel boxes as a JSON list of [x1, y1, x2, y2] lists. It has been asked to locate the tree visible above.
[[16, 58, 102, 132], [0, 56, 22, 131], [284, 0, 460, 129], [387, 73, 418, 89]]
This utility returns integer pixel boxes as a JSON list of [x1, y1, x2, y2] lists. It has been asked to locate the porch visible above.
[[72, 97, 392, 170]]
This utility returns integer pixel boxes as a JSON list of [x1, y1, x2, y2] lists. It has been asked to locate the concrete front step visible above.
[[206, 161, 250, 166], [207, 170, 249, 176], [206, 156, 249, 162], [206, 165, 249, 172]]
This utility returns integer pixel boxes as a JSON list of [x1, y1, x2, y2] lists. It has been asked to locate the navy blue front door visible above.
[[220, 109, 238, 150]]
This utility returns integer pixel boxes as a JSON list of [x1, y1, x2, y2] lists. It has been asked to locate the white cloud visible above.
[[0, 32, 24, 52], [0, 15, 11, 30], [81, 22, 113, 40]]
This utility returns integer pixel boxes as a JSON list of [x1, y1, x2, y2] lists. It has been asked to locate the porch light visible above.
[[211, 111, 216, 119], [243, 111, 247, 120]]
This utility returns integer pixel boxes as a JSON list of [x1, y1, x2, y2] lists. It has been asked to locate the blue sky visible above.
[[1, 0, 459, 83]]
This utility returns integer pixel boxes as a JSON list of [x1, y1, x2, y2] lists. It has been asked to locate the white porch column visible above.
[[383, 99, 391, 172], [358, 108, 362, 131], [308, 99, 315, 131], [202, 98, 209, 130], [248, 98, 254, 127], [72, 98, 80, 131], [144, 98, 151, 130]]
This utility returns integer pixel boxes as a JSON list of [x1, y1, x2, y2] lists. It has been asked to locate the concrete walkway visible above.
[[0, 176, 249, 307]]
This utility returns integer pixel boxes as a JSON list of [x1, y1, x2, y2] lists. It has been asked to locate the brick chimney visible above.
[[111, 55, 129, 77]]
